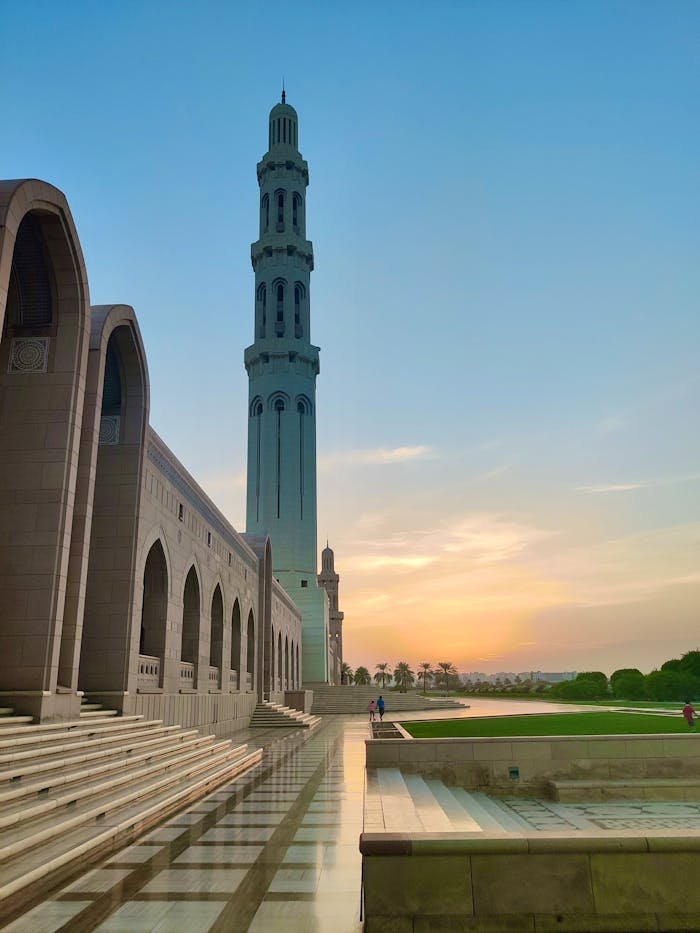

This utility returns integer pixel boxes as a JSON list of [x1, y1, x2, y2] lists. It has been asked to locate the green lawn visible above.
[[403, 711, 694, 738]]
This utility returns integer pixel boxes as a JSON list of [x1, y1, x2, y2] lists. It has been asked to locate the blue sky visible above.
[[2, 0, 698, 673]]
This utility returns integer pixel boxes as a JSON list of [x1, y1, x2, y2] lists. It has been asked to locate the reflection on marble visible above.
[[9, 719, 366, 932]]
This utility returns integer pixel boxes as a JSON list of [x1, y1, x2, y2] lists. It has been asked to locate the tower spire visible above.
[[281, 78, 286, 104]]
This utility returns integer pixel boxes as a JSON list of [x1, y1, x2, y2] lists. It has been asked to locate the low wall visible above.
[[361, 831, 700, 932], [285, 689, 313, 713], [88, 691, 257, 737], [366, 733, 700, 795]]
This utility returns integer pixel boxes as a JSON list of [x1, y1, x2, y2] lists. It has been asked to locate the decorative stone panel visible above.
[[8, 337, 49, 373], [99, 415, 120, 445]]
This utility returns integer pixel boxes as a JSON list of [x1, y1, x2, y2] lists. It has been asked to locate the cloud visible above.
[[198, 469, 247, 490], [319, 445, 435, 470], [576, 473, 700, 494]]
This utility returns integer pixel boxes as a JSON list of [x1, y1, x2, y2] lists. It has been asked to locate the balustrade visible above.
[[137, 654, 160, 689]]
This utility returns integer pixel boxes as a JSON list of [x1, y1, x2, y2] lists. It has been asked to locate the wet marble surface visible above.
[[6, 720, 367, 933]]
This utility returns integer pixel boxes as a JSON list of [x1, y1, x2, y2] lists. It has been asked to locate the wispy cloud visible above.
[[199, 469, 247, 490], [576, 473, 700, 494], [319, 445, 435, 470]]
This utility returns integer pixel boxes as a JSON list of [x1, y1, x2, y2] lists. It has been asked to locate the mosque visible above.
[[0, 94, 344, 731]]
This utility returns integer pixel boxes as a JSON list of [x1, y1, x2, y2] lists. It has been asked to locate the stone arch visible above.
[[246, 608, 255, 691], [181, 565, 201, 688], [231, 597, 242, 690], [277, 631, 283, 691], [285, 635, 289, 690], [209, 584, 224, 689], [78, 307, 149, 694], [270, 626, 276, 688], [139, 539, 167, 686], [0, 180, 90, 713], [296, 643, 300, 688]]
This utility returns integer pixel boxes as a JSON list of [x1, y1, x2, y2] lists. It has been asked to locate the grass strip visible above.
[[403, 711, 693, 738]]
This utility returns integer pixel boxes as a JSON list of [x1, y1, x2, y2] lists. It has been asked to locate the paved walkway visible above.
[[7, 718, 368, 933]]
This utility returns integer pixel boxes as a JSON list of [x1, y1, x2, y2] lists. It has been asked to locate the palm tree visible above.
[[354, 666, 371, 685], [374, 662, 391, 688], [436, 661, 458, 691], [417, 661, 433, 695], [393, 661, 415, 693], [341, 662, 354, 685]]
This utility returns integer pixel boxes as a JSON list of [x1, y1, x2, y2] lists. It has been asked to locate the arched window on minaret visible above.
[[292, 193, 302, 234], [294, 283, 305, 338], [257, 283, 267, 338], [261, 194, 269, 233], [251, 397, 263, 522], [275, 190, 285, 231], [272, 395, 286, 518], [274, 280, 286, 336], [296, 395, 312, 521]]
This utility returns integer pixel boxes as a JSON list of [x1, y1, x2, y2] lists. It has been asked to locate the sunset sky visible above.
[[3, 1, 698, 676]]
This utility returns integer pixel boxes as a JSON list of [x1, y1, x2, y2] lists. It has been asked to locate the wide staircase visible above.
[[310, 684, 466, 715], [249, 700, 320, 729], [0, 701, 262, 918], [365, 767, 523, 834]]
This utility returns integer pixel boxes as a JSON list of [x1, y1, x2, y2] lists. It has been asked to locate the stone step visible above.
[[0, 739, 246, 857], [549, 777, 700, 803], [249, 702, 320, 729], [402, 773, 456, 831], [376, 768, 424, 832], [79, 708, 117, 719], [0, 745, 262, 914], [0, 715, 146, 744], [0, 716, 34, 727], [0, 732, 213, 804], [0, 723, 183, 768], [424, 779, 483, 832]]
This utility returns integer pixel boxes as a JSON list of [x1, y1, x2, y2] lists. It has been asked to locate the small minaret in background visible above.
[[318, 543, 344, 685], [245, 93, 330, 683]]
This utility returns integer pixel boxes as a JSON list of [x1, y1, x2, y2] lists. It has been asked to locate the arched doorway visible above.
[[246, 610, 255, 691], [209, 585, 224, 689], [284, 636, 289, 691], [0, 188, 90, 716], [79, 317, 148, 694], [139, 540, 167, 687], [181, 566, 200, 689], [231, 599, 241, 691]]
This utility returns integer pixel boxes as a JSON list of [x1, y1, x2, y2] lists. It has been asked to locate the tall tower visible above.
[[318, 543, 344, 685], [245, 94, 329, 683]]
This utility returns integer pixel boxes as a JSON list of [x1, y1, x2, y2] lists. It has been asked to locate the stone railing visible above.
[[179, 661, 195, 687], [246, 672, 253, 692], [137, 654, 160, 689], [229, 670, 239, 691], [208, 666, 220, 689]]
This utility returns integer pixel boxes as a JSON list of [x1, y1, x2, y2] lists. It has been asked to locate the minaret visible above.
[[245, 94, 329, 683], [318, 543, 344, 685]]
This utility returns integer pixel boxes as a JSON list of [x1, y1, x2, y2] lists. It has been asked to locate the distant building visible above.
[[530, 671, 577, 683]]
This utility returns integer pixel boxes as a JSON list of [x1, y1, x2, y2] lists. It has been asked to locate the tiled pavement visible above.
[[6, 718, 368, 933]]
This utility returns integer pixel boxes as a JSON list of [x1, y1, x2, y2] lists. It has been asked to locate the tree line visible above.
[[340, 661, 460, 693], [548, 650, 700, 701], [339, 650, 700, 701]]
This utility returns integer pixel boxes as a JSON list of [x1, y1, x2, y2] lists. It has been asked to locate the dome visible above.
[[268, 95, 299, 151]]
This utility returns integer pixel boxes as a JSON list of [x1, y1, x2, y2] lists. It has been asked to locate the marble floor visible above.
[[6, 718, 368, 933]]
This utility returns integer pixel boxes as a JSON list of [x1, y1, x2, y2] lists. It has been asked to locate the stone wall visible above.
[[361, 832, 700, 932], [366, 733, 700, 795]]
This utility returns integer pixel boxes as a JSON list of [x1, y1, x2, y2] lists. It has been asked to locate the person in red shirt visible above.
[[682, 700, 696, 728]]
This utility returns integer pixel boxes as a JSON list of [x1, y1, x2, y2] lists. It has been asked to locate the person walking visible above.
[[682, 700, 696, 728], [368, 699, 376, 722], [377, 695, 385, 721]]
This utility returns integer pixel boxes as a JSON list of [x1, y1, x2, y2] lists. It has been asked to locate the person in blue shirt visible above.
[[377, 695, 385, 721]]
